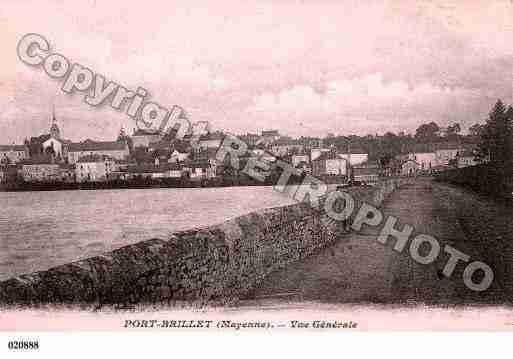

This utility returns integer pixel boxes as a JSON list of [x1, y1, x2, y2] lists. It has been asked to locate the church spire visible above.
[[50, 104, 60, 140]]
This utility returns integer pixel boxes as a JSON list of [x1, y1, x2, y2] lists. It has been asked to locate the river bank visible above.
[[0, 174, 350, 192]]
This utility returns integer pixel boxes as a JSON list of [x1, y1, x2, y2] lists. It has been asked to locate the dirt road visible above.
[[241, 178, 513, 306]]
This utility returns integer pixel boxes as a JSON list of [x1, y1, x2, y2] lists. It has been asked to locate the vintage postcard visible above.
[[1, 0, 513, 356]]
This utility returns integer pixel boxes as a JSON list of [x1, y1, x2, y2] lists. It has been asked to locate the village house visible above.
[[434, 142, 461, 166], [127, 164, 157, 179], [0, 164, 19, 183], [169, 149, 189, 163], [165, 163, 184, 178], [166, 141, 190, 163], [0, 165, 8, 183], [58, 164, 76, 183], [154, 163, 182, 179], [292, 154, 310, 168], [456, 149, 478, 168], [269, 137, 304, 156], [407, 144, 437, 172], [0, 144, 28, 164], [401, 159, 420, 176], [338, 149, 369, 166], [183, 160, 215, 180], [20, 156, 61, 182], [383, 158, 402, 177], [68, 140, 129, 164], [107, 159, 131, 180], [352, 161, 380, 184], [126, 161, 185, 179], [310, 148, 331, 161], [312, 151, 348, 177], [42, 136, 68, 160], [75, 154, 116, 182]]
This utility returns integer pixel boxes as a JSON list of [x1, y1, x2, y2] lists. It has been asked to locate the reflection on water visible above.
[[0, 187, 297, 280]]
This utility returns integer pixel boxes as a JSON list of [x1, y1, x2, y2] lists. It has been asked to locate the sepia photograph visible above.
[[1, 0, 513, 356]]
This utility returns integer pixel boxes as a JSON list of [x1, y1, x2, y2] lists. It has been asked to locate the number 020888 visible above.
[[8, 341, 39, 350]]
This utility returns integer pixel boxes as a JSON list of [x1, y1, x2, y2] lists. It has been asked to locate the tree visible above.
[[468, 123, 484, 138], [379, 132, 402, 159], [447, 123, 461, 136], [414, 122, 440, 143], [476, 100, 513, 164]]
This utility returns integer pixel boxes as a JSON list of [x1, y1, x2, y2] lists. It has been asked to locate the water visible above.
[[0, 187, 297, 281]]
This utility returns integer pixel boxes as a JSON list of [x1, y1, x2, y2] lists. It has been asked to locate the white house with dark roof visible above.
[[401, 159, 420, 176], [335, 144, 369, 166], [310, 148, 331, 161], [406, 143, 436, 171], [456, 148, 478, 168], [434, 142, 461, 166], [312, 151, 348, 177], [75, 154, 116, 182], [19, 155, 60, 182], [0, 144, 28, 163], [67, 140, 129, 164]]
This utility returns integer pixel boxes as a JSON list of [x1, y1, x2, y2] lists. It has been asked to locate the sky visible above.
[[1, 0, 513, 142]]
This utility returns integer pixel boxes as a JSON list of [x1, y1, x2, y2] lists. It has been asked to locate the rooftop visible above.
[[353, 161, 380, 169], [0, 144, 26, 152], [337, 144, 368, 154], [69, 140, 128, 152], [405, 142, 463, 154], [20, 155, 57, 165]]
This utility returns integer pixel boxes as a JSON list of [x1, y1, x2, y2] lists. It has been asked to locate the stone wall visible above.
[[0, 178, 407, 306]]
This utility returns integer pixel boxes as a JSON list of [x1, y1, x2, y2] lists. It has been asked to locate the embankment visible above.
[[435, 163, 513, 200], [0, 178, 408, 306]]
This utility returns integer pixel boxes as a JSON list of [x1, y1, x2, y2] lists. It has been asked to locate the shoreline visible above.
[[0, 175, 351, 193]]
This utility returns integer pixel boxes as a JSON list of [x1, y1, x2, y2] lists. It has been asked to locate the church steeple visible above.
[[50, 104, 60, 140]]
